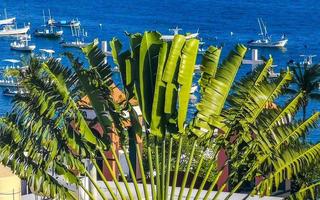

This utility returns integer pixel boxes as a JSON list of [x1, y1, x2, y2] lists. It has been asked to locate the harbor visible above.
[[0, 1, 319, 200]]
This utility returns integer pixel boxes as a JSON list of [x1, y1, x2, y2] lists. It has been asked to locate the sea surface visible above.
[[0, 0, 319, 142]]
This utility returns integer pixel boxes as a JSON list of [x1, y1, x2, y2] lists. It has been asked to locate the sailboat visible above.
[[247, 18, 288, 48], [60, 26, 89, 48], [0, 9, 29, 36], [47, 9, 80, 28], [35, 10, 63, 39], [160, 26, 199, 41], [10, 34, 36, 52]]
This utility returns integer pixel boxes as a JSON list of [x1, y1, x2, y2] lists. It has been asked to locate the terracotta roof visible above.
[[265, 102, 278, 110], [77, 83, 139, 108]]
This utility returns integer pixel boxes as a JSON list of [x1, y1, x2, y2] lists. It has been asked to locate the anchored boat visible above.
[[0, 9, 15, 26], [0, 24, 29, 36], [10, 34, 36, 52], [47, 9, 80, 28], [35, 28, 63, 38], [61, 26, 89, 48], [38, 49, 62, 62], [61, 40, 89, 48], [35, 10, 63, 39], [160, 26, 199, 41], [0, 17, 15, 26], [247, 18, 288, 48], [0, 9, 29, 36]]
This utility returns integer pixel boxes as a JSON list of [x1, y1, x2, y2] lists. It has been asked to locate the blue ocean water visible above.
[[0, 0, 319, 142]]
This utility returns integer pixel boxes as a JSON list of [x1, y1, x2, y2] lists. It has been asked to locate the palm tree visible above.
[[287, 61, 320, 121], [0, 32, 319, 200]]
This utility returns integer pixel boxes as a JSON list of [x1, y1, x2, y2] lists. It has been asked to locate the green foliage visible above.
[[0, 30, 319, 200], [287, 62, 320, 120]]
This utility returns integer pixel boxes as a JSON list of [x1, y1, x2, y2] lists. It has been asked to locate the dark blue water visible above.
[[0, 0, 319, 142]]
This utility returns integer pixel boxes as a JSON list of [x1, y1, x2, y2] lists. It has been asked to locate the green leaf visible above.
[[138, 31, 162, 125]]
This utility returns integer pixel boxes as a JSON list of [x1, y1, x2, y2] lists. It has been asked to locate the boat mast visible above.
[[42, 10, 46, 26], [48, 9, 51, 21], [260, 18, 269, 40], [257, 18, 265, 40], [70, 25, 74, 37], [169, 26, 182, 35], [4, 8, 7, 20]]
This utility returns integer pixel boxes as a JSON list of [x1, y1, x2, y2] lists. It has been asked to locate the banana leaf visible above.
[[150, 42, 171, 137], [138, 31, 162, 125], [177, 39, 199, 132]]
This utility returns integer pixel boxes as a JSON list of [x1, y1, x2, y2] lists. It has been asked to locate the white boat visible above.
[[61, 26, 89, 49], [247, 18, 288, 48], [61, 40, 89, 48], [48, 19, 80, 27], [39, 49, 55, 58], [0, 25, 30, 36], [0, 9, 15, 26], [47, 9, 80, 27], [38, 49, 62, 62], [160, 27, 199, 41], [0, 17, 15, 26], [0, 9, 29, 36], [10, 34, 36, 52]]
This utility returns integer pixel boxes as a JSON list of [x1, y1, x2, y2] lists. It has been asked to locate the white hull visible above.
[[61, 41, 89, 48], [160, 32, 199, 41], [0, 26, 29, 36], [48, 19, 80, 27], [10, 44, 36, 52], [247, 39, 288, 48], [0, 17, 15, 26]]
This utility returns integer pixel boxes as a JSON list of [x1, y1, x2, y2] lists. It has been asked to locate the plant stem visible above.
[[136, 143, 150, 200], [165, 137, 173, 200], [84, 170, 109, 200], [91, 157, 120, 199], [99, 149, 133, 200], [79, 181, 95, 200], [170, 136, 183, 200], [177, 140, 197, 200], [148, 146, 157, 199]]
